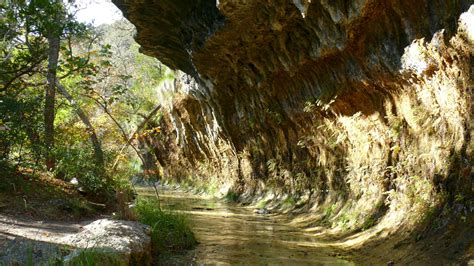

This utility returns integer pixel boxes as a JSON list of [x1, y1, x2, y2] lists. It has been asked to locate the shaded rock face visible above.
[[114, 0, 473, 260]]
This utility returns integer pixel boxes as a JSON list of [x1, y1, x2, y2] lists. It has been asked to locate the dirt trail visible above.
[[0, 215, 86, 244], [0, 215, 100, 265]]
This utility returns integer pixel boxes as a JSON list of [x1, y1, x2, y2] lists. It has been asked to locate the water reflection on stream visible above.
[[138, 187, 353, 265]]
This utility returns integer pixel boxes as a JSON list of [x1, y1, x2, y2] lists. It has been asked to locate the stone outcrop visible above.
[[113, 0, 473, 263], [63, 219, 151, 265]]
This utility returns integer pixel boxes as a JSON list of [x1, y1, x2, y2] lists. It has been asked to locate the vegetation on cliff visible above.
[[115, 1, 473, 263]]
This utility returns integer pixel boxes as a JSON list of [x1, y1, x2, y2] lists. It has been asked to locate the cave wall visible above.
[[114, 0, 473, 251]]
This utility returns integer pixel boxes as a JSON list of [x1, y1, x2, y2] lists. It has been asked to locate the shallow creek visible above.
[[138, 187, 354, 265]]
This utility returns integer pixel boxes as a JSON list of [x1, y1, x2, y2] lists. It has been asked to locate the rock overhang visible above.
[[112, 0, 471, 104]]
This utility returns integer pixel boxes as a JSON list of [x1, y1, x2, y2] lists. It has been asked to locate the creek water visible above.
[[138, 187, 353, 265]]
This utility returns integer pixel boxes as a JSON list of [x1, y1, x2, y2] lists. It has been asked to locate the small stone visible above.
[[254, 208, 270, 214]]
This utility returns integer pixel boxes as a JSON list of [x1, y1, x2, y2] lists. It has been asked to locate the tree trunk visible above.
[[56, 82, 105, 168], [44, 34, 60, 170]]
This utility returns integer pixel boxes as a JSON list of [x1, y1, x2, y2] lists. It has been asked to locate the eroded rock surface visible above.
[[113, 0, 473, 263]]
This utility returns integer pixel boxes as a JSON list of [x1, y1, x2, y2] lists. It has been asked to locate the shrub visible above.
[[134, 197, 196, 253], [224, 191, 239, 202], [54, 147, 112, 195]]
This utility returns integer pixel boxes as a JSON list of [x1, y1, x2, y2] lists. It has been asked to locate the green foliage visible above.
[[454, 193, 465, 203], [224, 191, 239, 202], [0, 2, 169, 208], [54, 147, 109, 194], [64, 249, 125, 266], [282, 197, 296, 208], [264, 108, 283, 124], [361, 216, 377, 231], [337, 214, 351, 230], [26, 244, 33, 266], [135, 197, 197, 253], [256, 199, 267, 208], [324, 204, 336, 218], [0, 91, 44, 166], [267, 159, 278, 173]]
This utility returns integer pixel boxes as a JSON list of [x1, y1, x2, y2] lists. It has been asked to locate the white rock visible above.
[[62, 219, 151, 265], [70, 178, 79, 185]]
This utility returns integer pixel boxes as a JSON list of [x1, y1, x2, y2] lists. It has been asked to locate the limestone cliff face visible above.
[[114, 0, 473, 262]]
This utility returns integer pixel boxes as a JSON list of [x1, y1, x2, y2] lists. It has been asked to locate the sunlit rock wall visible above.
[[114, 0, 473, 258]]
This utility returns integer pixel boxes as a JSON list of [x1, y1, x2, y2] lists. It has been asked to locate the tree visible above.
[[56, 81, 104, 168], [1, 0, 105, 172], [44, 19, 61, 170], [1, 5, 170, 196]]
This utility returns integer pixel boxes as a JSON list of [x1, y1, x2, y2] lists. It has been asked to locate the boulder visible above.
[[62, 219, 151, 265]]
